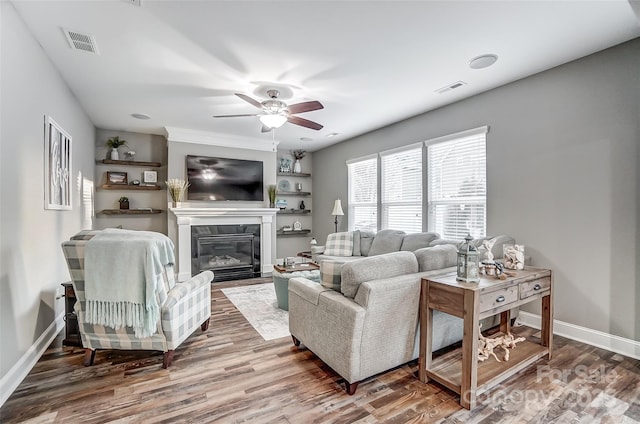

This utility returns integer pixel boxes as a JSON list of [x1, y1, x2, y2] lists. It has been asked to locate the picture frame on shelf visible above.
[[107, 171, 128, 185], [143, 170, 157, 183]]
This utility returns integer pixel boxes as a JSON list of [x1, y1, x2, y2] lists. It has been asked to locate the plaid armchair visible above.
[[61, 230, 212, 368]]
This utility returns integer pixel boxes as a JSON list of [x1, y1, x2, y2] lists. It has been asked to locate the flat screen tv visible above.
[[186, 155, 264, 201]]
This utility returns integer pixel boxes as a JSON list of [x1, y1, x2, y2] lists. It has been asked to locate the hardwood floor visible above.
[[1, 278, 638, 423]]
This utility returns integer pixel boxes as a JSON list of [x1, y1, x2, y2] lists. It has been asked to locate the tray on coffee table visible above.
[[273, 262, 319, 273]]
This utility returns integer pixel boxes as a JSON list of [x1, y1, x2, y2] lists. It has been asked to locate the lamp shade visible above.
[[331, 199, 344, 216], [259, 114, 287, 129]]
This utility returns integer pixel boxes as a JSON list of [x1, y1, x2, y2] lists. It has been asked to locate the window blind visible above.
[[380, 145, 422, 233], [427, 130, 486, 240], [347, 157, 377, 232]]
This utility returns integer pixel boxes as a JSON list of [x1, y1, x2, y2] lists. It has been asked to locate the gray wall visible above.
[[0, 3, 95, 377], [312, 39, 639, 341]]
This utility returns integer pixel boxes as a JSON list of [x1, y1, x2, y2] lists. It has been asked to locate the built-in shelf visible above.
[[96, 159, 163, 167], [101, 184, 162, 190], [277, 209, 311, 215], [277, 172, 311, 177], [277, 229, 312, 236], [277, 191, 311, 196], [99, 209, 163, 215]]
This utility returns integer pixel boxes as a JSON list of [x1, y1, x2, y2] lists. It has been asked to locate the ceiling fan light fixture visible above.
[[259, 114, 287, 129]]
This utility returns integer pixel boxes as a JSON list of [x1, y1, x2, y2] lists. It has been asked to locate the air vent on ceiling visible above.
[[63, 29, 99, 54], [122, 0, 142, 6], [435, 81, 467, 94]]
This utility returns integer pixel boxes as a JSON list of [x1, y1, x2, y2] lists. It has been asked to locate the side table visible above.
[[419, 267, 553, 409], [61, 282, 82, 347]]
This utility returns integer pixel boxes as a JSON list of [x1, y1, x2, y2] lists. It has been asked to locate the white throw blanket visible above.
[[84, 229, 175, 338]]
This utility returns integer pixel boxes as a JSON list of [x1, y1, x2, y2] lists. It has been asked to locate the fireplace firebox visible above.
[[191, 224, 260, 282]]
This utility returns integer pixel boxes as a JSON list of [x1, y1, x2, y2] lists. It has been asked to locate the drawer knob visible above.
[[496, 295, 505, 303], [533, 284, 542, 291]]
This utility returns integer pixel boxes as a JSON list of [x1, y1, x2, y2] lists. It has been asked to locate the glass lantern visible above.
[[457, 234, 480, 283]]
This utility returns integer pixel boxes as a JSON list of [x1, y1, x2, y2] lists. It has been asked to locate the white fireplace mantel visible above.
[[170, 207, 278, 281]]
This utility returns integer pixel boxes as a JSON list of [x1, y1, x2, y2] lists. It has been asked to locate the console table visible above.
[[419, 267, 553, 409]]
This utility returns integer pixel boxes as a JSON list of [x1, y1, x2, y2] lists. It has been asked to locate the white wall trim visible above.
[[516, 311, 640, 360], [423, 125, 489, 146], [0, 313, 65, 408], [164, 126, 278, 152]]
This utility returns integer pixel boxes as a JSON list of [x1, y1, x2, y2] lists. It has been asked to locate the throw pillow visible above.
[[324, 232, 354, 256], [367, 229, 406, 256], [320, 261, 344, 291], [352, 230, 362, 256]]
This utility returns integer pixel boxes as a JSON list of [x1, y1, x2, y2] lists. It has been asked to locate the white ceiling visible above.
[[11, 0, 640, 151]]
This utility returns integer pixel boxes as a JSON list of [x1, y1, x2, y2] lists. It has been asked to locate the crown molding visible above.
[[163, 127, 279, 152]]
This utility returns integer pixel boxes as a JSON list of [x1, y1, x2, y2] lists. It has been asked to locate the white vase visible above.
[[110, 148, 119, 160], [293, 159, 301, 173]]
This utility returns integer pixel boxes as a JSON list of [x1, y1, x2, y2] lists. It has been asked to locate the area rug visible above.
[[221, 283, 289, 341]]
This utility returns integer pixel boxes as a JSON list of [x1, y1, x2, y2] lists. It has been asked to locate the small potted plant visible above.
[[268, 184, 277, 208], [106, 136, 128, 160], [118, 196, 129, 210]]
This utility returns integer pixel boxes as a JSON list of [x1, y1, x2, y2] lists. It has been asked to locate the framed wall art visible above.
[[44, 116, 72, 210], [143, 170, 157, 184]]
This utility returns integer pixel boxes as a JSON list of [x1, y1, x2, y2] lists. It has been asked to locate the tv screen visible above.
[[186, 155, 264, 201]]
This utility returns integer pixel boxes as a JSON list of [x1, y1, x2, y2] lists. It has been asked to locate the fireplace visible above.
[[191, 224, 260, 282], [171, 208, 277, 282]]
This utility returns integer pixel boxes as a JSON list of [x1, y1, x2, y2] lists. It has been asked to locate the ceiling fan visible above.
[[213, 89, 324, 132]]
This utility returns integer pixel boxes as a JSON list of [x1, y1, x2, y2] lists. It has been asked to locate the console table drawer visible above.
[[520, 277, 551, 300], [479, 286, 518, 313]]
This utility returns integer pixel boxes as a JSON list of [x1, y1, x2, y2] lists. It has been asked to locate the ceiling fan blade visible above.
[[212, 114, 259, 118], [287, 100, 324, 114], [235, 93, 263, 109], [287, 115, 324, 131], [261, 125, 273, 133]]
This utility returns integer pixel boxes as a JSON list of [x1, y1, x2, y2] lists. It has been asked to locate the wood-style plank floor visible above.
[[1, 278, 638, 423]]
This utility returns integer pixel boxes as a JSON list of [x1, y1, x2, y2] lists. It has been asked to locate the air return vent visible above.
[[63, 29, 99, 54], [435, 81, 467, 94]]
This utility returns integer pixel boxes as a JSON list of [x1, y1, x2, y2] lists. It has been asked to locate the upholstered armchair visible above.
[[61, 230, 212, 368]]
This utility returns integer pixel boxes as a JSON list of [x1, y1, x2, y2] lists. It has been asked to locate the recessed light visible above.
[[469, 54, 498, 69], [300, 137, 312, 142], [131, 113, 151, 120], [326, 132, 339, 138]]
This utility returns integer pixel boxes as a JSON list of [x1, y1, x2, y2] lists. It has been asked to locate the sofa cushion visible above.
[[414, 245, 458, 272], [324, 232, 354, 256], [320, 260, 344, 291], [359, 231, 376, 256], [367, 230, 406, 256], [352, 230, 361, 256], [340, 251, 419, 298], [400, 232, 440, 251]]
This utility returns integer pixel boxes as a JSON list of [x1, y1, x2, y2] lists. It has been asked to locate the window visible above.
[[427, 127, 487, 240], [380, 144, 422, 233], [347, 156, 377, 232]]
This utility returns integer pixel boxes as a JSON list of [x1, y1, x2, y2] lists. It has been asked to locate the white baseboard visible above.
[[0, 313, 65, 408], [516, 311, 640, 360]]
